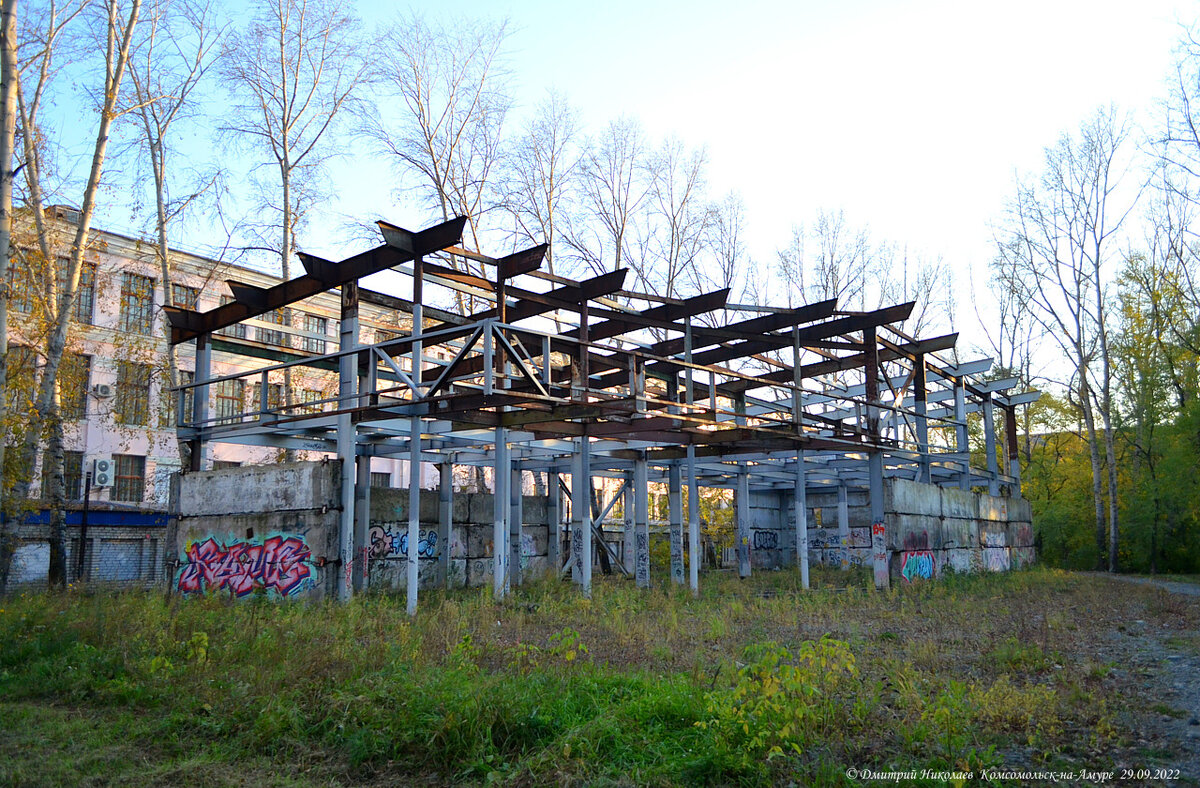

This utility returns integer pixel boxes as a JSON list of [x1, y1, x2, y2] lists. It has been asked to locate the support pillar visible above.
[[336, 282, 359, 602], [547, 472, 560, 576], [493, 428, 509, 598], [668, 461, 684, 585], [837, 482, 850, 571], [736, 466, 751, 578], [795, 456, 809, 589], [571, 435, 593, 595], [509, 462, 523, 588], [622, 471, 634, 573], [438, 462, 452, 587], [686, 445, 700, 595], [188, 334, 210, 471], [955, 375, 969, 490], [914, 353, 931, 484], [864, 327, 889, 590], [406, 416, 421, 614], [354, 454, 371, 593], [634, 455, 650, 588], [1005, 404, 1022, 496], [983, 393, 1000, 497]]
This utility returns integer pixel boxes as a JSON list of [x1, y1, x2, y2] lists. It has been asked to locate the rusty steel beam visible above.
[[166, 216, 467, 344]]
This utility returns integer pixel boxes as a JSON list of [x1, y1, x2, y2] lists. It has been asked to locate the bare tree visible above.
[[500, 88, 580, 279], [565, 115, 648, 279], [882, 246, 954, 337], [776, 209, 877, 311], [4, 0, 143, 591], [993, 106, 1137, 571], [127, 0, 223, 467], [221, 0, 365, 450], [632, 137, 710, 302], [368, 13, 510, 312]]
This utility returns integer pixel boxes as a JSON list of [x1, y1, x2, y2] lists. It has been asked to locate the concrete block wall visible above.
[[168, 462, 341, 600], [10, 517, 166, 589], [739, 478, 1035, 581], [366, 488, 551, 590]]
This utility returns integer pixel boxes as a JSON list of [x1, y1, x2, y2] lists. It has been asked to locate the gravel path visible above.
[[1083, 573, 1200, 783]]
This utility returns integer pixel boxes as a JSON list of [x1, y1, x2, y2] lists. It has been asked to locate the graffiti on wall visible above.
[[871, 522, 888, 589], [983, 532, 1010, 572], [900, 550, 935, 582], [177, 535, 312, 597], [369, 525, 439, 559], [751, 530, 778, 550]]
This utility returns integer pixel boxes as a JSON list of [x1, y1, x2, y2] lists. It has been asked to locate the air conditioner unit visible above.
[[92, 383, 113, 398], [92, 457, 113, 488]]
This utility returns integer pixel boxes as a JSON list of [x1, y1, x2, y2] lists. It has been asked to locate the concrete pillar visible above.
[[354, 454, 371, 593], [547, 472, 560, 575], [622, 472, 634, 573], [668, 461, 684, 585], [634, 455, 650, 588], [493, 428, 509, 599], [914, 354, 930, 484], [509, 463, 522, 588], [686, 445, 700, 595], [983, 394, 1000, 497], [406, 416, 421, 615], [336, 283, 359, 602], [438, 462, 452, 587], [188, 334, 210, 471], [795, 455, 809, 589], [736, 467, 751, 578], [955, 376, 969, 490], [837, 482, 850, 571], [570, 435, 593, 596]]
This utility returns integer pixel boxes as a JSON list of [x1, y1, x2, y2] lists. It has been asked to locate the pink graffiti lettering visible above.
[[177, 535, 312, 597]]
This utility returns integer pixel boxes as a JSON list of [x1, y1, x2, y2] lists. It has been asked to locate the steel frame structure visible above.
[[167, 216, 1037, 612]]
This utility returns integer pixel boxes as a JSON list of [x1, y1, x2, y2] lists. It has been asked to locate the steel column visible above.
[[668, 461, 684, 584], [406, 415, 421, 614], [493, 427, 509, 598], [509, 463, 523, 588], [336, 283, 359, 602], [736, 466, 751, 578], [188, 334, 210, 471], [837, 482, 850, 571], [547, 472, 560, 575], [955, 375, 969, 490], [634, 455, 650, 588], [983, 393, 999, 496], [914, 353, 931, 484]]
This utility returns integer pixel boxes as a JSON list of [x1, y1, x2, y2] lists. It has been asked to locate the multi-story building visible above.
[[5, 208, 435, 584]]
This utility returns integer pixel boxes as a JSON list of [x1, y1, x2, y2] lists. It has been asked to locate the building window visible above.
[[214, 378, 245, 424], [8, 253, 38, 314], [119, 272, 155, 334], [257, 308, 289, 348], [112, 454, 146, 503], [41, 450, 84, 501], [216, 295, 247, 339], [4, 344, 37, 411], [297, 388, 324, 414], [300, 313, 327, 354], [252, 381, 283, 413], [57, 258, 96, 325], [59, 353, 91, 421], [370, 472, 392, 488], [115, 362, 152, 426], [160, 369, 194, 428], [212, 460, 241, 470], [171, 283, 200, 309], [375, 328, 403, 345]]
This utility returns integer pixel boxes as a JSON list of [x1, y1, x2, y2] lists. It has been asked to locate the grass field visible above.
[[2, 567, 1197, 786]]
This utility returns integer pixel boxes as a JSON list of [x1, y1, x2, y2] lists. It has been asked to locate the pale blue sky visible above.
[[338, 0, 1193, 323]]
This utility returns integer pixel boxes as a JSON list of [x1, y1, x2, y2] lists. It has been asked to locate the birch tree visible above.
[[3, 0, 143, 591], [127, 0, 222, 468], [221, 0, 365, 446], [367, 13, 510, 313], [992, 106, 1136, 572], [0, 0, 18, 584]]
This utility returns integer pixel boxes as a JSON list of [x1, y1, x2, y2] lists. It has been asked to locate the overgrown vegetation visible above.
[[2, 567, 1195, 786]]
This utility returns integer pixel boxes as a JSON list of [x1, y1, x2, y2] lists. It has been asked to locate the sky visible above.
[[61, 0, 1198, 354], [311, 0, 1196, 352]]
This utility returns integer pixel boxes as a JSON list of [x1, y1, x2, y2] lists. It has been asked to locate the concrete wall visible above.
[[167, 461, 555, 598], [365, 488, 550, 590], [9, 510, 167, 589], [168, 462, 341, 600], [740, 478, 1035, 581]]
